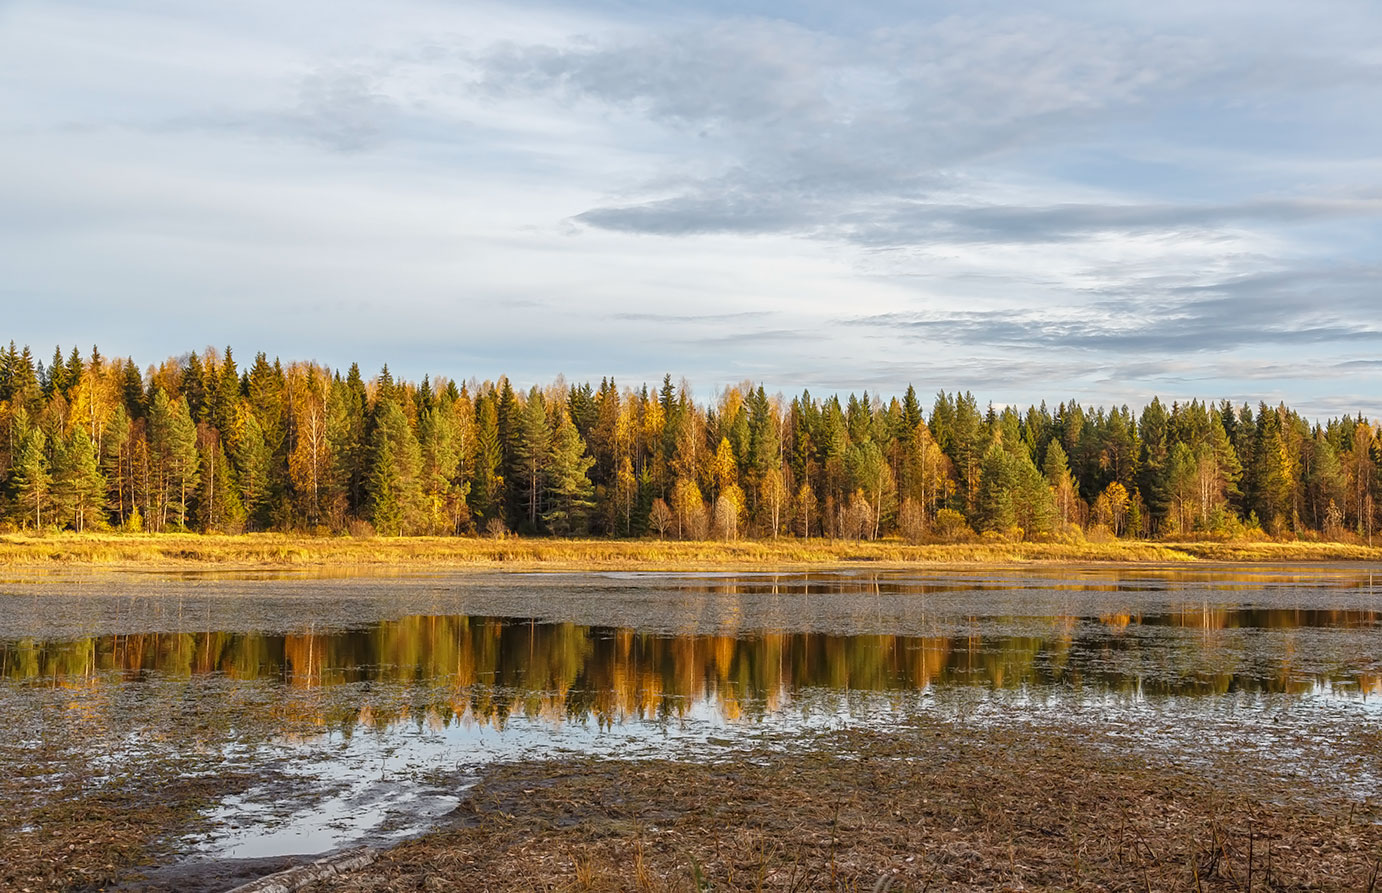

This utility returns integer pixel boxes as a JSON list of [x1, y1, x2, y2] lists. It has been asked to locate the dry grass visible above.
[[0, 744, 256, 893], [304, 721, 1382, 893], [1, 531, 1379, 571]]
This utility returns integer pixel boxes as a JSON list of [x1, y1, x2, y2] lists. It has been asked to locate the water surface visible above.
[[4, 567, 1380, 875]]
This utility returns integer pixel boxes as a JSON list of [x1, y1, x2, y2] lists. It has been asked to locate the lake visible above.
[[3, 566, 1380, 887]]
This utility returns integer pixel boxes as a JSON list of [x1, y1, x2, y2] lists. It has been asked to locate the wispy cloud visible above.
[[1, 0, 1380, 418]]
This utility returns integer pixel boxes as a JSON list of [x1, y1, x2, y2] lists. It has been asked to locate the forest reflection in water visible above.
[[6, 604, 1381, 735]]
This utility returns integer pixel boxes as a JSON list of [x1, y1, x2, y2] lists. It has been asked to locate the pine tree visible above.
[[847, 439, 894, 539], [101, 403, 133, 526], [121, 359, 146, 419], [52, 428, 107, 531], [497, 378, 522, 525], [1165, 442, 1197, 534], [149, 389, 200, 529], [1009, 444, 1057, 539], [1305, 430, 1346, 532]]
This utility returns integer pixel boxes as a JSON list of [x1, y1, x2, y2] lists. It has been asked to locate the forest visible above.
[[0, 343, 1376, 544]]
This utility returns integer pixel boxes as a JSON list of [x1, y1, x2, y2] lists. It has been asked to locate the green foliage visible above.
[[52, 428, 107, 532], [8, 418, 51, 529], [1, 341, 1378, 545], [544, 412, 595, 535], [367, 397, 423, 536], [149, 389, 200, 530], [514, 388, 551, 532]]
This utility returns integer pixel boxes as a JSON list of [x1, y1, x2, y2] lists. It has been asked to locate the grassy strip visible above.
[[305, 721, 1382, 893], [1, 531, 1381, 570]]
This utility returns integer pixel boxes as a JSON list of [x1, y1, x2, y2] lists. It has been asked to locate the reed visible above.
[[1, 530, 1380, 570]]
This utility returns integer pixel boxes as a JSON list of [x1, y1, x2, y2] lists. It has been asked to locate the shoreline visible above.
[[3, 531, 1382, 572]]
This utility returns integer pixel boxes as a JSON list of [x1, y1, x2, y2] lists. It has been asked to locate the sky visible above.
[[3, 0, 1381, 417]]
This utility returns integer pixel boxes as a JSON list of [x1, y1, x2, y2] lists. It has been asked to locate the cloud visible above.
[[474, 13, 1382, 246], [3, 0, 1382, 420], [278, 68, 401, 151], [844, 265, 1382, 354]]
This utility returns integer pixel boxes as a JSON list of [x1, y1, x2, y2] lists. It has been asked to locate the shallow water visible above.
[[3, 567, 1381, 877]]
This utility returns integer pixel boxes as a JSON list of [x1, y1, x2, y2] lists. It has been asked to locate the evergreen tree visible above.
[[1165, 442, 1197, 534], [52, 428, 107, 531], [1009, 444, 1057, 538], [197, 428, 245, 533], [470, 393, 504, 525], [514, 388, 551, 531], [846, 439, 894, 539], [419, 398, 468, 534], [1305, 430, 1346, 533], [182, 351, 208, 422], [544, 411, 595, 535], [233, 405, 273, 529], [1043, 439, 1079, 527], [976, 441, 1015, 533], [101, 403, 133, 526], [9, 424, 50, 529], [1138, 398, 1171, 532], [149, 389, 200, 529], [1254, 404, 1296, 532], [497, 378, 522, 525], [209, 346, 241, 438], [367, 397, 423, 535]]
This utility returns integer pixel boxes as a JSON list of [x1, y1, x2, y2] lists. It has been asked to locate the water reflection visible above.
[[5, 606, 1380, 731]]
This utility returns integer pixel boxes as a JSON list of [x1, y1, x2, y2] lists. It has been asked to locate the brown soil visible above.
[[306, 721, 1382, 893]]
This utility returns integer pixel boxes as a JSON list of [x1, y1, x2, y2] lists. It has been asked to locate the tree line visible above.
[[0, 343, 1377, 543]]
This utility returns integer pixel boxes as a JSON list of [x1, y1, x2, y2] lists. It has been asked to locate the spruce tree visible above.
[[470, 394, 503, 526], [9, 426, 50, 529], [514, 388, 551, 532], [367, 398, 423, 536], [198, 433, 245, 533], [419, 399, 464, 534], [976, 441, 1015, 532], [233, 406, 273, 529], [544, 411, 595, 535]]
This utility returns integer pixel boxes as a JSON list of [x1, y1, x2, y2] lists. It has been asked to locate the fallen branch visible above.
[[224, 847, 376, 893]]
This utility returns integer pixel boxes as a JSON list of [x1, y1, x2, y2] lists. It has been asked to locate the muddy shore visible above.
[[307, 717, 1382, 892]]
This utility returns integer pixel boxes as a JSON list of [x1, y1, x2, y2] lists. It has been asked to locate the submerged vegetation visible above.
[[1, 343, 1381, 549]]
